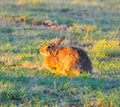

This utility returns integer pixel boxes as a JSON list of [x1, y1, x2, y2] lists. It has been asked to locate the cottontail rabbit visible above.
[[40, 36, 92, 76]]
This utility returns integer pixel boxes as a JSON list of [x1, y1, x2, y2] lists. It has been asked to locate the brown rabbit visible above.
[[40, 36, 92, 76]]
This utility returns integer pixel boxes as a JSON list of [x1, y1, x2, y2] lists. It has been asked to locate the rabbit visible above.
[[40, 36, 92, 76]]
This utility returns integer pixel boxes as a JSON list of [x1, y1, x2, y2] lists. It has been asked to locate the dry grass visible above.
[[17, 0, 46, 6]]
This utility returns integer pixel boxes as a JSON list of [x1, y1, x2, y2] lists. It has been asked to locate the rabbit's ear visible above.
[[55, 36, 66, 46]]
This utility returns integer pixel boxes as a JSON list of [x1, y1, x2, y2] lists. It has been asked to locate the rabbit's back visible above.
[[73, 47, 92, 73], [58, 46, 92, 73]]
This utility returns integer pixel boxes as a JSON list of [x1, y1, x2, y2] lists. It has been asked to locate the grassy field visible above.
[[0, 0, 120, 107]]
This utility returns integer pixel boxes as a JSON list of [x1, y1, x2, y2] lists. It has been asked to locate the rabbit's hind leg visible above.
[[65, 67, 80, 77]]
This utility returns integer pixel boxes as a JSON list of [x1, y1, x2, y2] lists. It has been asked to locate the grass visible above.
[[0, 0, 120, 106]]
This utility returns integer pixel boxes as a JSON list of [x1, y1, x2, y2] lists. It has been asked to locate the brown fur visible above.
[[40, 37, 92, 76]]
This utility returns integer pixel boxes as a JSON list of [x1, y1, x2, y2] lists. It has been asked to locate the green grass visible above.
[[0, 0, 120, 106]]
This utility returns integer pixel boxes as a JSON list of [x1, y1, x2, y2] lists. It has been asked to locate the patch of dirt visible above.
[[0, 16, 68, 32]]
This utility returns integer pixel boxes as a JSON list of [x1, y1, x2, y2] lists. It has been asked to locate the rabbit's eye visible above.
[[47, 45, 51, 49]]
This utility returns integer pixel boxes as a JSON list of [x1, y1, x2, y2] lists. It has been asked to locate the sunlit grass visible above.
[[17, 0, 46, 6], [68, 23, 96, 36], [92, 39, 119, 57], [72, 0, 100, 6]]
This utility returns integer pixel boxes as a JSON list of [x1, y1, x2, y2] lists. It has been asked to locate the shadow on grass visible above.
[[0, 69, 120, 106]]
